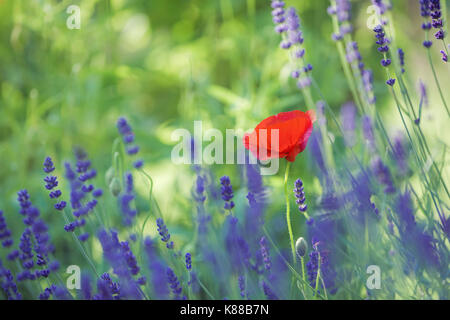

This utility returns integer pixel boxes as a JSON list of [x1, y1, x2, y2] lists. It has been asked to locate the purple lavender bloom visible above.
[[193, 172, 211, 238], [262, 281, 278, 300], [305, 227, 338, 295], [185, 253, 192, 271], [137, 276, 147, 286], [381, 59, 391, 67], [362, 115, 376, 151], [18, 228, 33, 270], [238, 275, 247, 298], [97, 229, 142, 299], [92, 189, 103, 198], [294, 179, 307, 212], [335, 0, 352, 23], [81, 273, 92, 300], [332, 33, 343, 41], [17, 191, 54, 262], [386, 78, 396, 86], [49, 260, 60, 272], [78, 233, 90, 242], [395, 191, 440, 268], [0, 260, 22, 300], [94, 276, 114, 300], [194, 175, 206, 203], [43, 157, 55, 173], [133, 160, 144, 169], [371, 156, 396, 194], [398, 48, 405, 73], [225, 216, 251, 273], [420, 0, 430, 17], [167, 268, 183, 300], [156, 218, 174, 249], [0, 211, 13, 248], [38, 287, 52, 300], [259, 236, 271, 272], [271, 4, 312, 88], [65, 162, 84, 210], [429, 1, 445, 41], [422, 22, 432, 30], [120, 241, 140, 275], [64, 218, 86, 232], [243, 162, 266, 246], [271, 0, 284, 8], [423, 40, 433, 48], [119, 172, 137, 226], [362, 70, 376, 104], [392, 133, 408, 177], [143, 237, 169, 299], [117, 117, 143, 165], [220, 176, 235, 211], [340, 102, 356, 147], [441, 50, 448, 62], [372, 0, 387, 15]]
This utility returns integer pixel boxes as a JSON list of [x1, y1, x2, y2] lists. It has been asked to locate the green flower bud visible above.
[[109, 177, 122, 197], [295, 237, 308, 258], [105, 167, 115, 186]]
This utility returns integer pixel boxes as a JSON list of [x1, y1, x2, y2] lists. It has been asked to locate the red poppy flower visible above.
[[243, 110, 316, 162]]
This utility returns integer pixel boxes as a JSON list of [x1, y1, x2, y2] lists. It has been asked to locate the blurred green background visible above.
[[0, 0, 448, 271]]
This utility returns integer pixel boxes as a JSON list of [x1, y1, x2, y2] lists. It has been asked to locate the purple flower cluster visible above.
[[371, 156, 396, 194], [119, 172, 137, 226], [0, 211, 13, 248], [271, 2, 312, 89], [93, 272, 120, 300], [395, 191, 440, 268], [97, 229, 142, 299], [0, 261, 21, 300], [362, 115, 376, 151], [259, 236, 271, 272], [143, 237, 170, 299], [398, 48, 405, 73], [63, 150, 101, 234], [156, 218, 174, 249], [238, 275, 246, 298], [261, 281, 278, 300], [306, 239, 337, 294], [120, 241, 140, 275], [43, 157, 66, 211], [328, 0, 353, 40], [429, 1, 444, 40], [15, 189, 56, 282], [373, 25, 396, 86], [294, 179, 307, 213], [220, 176, 235, 211], [185, 253, 192, 271], [167, 267, 183, 300], [340, 102, 356, 147], [117, 117, 144, 169], [372, 0, 388, 15]]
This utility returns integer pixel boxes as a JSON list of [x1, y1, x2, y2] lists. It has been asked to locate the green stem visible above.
[[284, 161, 296, 265], [301, 257, 306, 283], [426, 48, 450, 116], [314, 251, 321, 299]]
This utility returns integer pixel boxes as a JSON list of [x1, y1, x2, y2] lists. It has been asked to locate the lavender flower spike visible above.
[[220, 176, 235, 211], [156, 218, 174, 249]]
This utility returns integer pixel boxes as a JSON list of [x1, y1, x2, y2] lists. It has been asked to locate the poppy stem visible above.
[[284, 161, 296, 266]]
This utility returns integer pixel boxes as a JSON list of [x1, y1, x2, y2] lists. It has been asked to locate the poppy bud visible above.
[[109, 178, 122, 197], [105, 167, 115, 186], [295, 237, 308, 258]]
